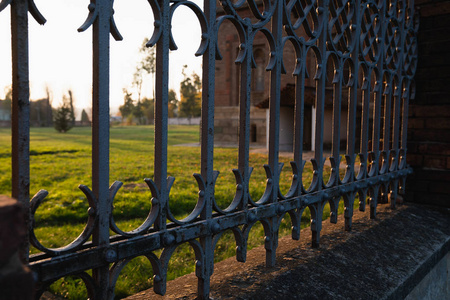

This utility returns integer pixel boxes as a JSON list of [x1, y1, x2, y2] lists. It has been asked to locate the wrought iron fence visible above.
[[2, 0, 417, 298]]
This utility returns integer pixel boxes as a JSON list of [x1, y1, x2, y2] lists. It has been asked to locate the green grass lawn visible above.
[[0, 125, 349, 299]]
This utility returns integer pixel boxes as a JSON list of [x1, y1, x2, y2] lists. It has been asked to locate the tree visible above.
[[134, 39, 156, 101], [133, 98, 145, 125], [179, 65, 201, 119], [4, 85, 11, 102], [53, 96, 74, 133], [81, 109, 90, 125], [67, 90, 75, 127], [119, 89, 135, 121], [168, 89, 178, 118], [141, 97, 154, 124]]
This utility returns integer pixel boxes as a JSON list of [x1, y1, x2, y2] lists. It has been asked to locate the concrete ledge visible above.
[[127, 203, 450, 299]]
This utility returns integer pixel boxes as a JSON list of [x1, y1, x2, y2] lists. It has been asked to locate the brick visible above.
[[416, 55, 450, 69], [433, 12, 450, 27], [407, 105, 417, 117], [418, 41, 450, 56], [413, 169, 450, 181], [418, 2, 450, 17], [425, 118, 450, 129], [413, 92, 450, 105], [410, 106, 450, 118], [414, 64, 450, 80], [423, 156, 447, 169], [405, 178, 429, 192], [413, 129, 450, 142], [407, 142, 419, 153], [406, 154, 423, 166], [426, 143, 450, 155], [407, 118, 425, 129], [416, 79, 450, 94], [415, 0, 431, 6], [406, 191, 450, 207], [418, 143, 428, 153], [429, 181, 450, 194]]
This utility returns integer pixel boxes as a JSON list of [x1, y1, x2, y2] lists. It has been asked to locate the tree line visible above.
[[0, 38, 202, 132], [0, 85, 90, 132], [118, 39, 202, 124]]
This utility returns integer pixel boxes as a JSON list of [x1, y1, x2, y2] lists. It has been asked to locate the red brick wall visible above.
[[406, 1, 450, 207], [214, 5, 316, 108]]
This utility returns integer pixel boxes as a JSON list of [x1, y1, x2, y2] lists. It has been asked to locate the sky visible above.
[[0, 0, 203, 115]]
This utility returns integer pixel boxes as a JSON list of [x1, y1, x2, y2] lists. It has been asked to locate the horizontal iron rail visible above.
[[30, 167, 411, 284]]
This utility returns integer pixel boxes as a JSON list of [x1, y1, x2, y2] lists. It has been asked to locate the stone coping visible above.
[[126, 203, 450, 299]]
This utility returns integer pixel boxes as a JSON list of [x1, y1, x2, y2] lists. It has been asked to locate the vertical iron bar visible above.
[[268, 0, 282, 199], [400, 83, 410, 152], [265, 0, 284, 266], [11, 0, 30, 263], [331, 62, 343, 185], [343, 0, 361, 231], [314, 1, 327, 190], [345, 59, 357, 182], [238, 29, 251, 210], [391, 83, 401, 171], [370, 77, 382, 176], [154, 0, 170, 231], [91, 0, 112, 297], [198, 0, 216, 297], [200, 0, 215, 221], [358, 75, 371, 180], [293, 50, 306, 195], [381, 80, 392, 171], [391, 1, 406, 173], [310, 0, 329, 248]]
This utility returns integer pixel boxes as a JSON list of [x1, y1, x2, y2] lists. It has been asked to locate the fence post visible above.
[[0, 196, 34, 300]]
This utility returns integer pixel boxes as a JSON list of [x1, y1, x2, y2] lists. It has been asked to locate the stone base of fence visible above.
[[0, 196, 34, 300], [126, 203, 450, 300]]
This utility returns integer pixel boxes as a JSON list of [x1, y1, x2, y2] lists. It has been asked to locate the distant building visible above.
[[30, 98, 53, 127], [214, 3, 351, 152], [0, 100, 10, 121], [0, 99, 11, 127]]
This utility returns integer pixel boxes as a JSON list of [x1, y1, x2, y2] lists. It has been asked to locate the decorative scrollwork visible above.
[[327, 0, 356, 54], [219, 0, 276, 29], [169, 0, 209, 56], [403, 29, 417, 77], [0, 0, 11, 13], [360, 2, 381, 65], [108, 180, 159, 237], [165, 173, 207, 225], [29, 186, 97, 256], [284, 0, 323, 45], [215, 15, 247, 62], [109, 253, 162, 297], [0, 0, 46, 24], [78, 0, 123, 41], [384, 18, 401, 70], [146, 0, 163, 47]]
